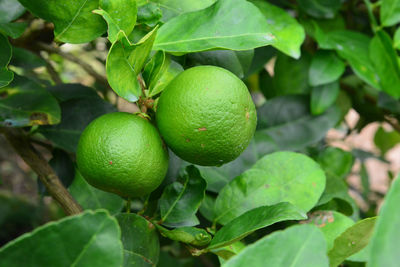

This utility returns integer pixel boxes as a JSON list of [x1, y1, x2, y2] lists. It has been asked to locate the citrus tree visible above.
[[0, 0, 400, 266]]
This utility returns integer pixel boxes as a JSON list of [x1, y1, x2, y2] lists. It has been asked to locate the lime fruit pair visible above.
[[76, 66, 256, 197]]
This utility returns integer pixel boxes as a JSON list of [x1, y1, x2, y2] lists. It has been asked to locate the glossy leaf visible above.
[[368, 175, 400, 267], [69, 170, 124, 215], [0, 210, 123, 266], [187, 50, 253, 79], [214, 151, 326, 225], [40, 93, 116, 152], [306, 211, 354, 251], [154, 0, 277, 54], [0, 22, 27, 38], [143, 51, 183, 97], [318, 30, 379, 89], [94, 0, 137, 43], [380, 0, 400, 26], [116, 213, 160, 267], [374, 126, 400, 155], [298, 0, 342, 19], [156, 225, 212, 246], [106, 28, 157, 102], [256, 95, 341, 152], [369, 31, 400, 99], [311, 81, 340, 115], [309, 50, 345, 86], [0, 75, 60, 127], [160, 165, 207, 227], [250, 0, 305, 58], [0, 0, 25, 23], [328, 217, 376, 267], [208, 203, 307, 249], [18, 0, 106, 43], [152, 0, 215, 22], [222, 224, 329, 267]]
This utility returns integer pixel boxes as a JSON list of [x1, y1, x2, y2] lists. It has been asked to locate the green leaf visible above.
[[374, 126, 400, 155], [137, 2, 162, 27], [10, 47, 46, 69], [380, 0, 400, 26], [93, 0, 137, 43], [156, 225, 212, 246], [298, 0, 342, 19], [142, 51, 183, 97], [0, 67, 13, 88], [249, 0, 305, 59], [222, 224, 329, 267], [214, 241, 245, 263], [116, 213, 160, 267], [369, 31, 400, 99], [0, 210, 123, 266], [0, 75, 60, 127], [154, 0, 277, 54], [328, 217, 376, 267], [214, 151, 326, 225], [246, 45, 275, 77], [311, 81, 340, 115], [318, 147, 354, 179], [0, 0, 25, 23], [0, 22, 27, 38], [368, 175, 400, 267], [306, 211, 354, 251], [309, 50, 345, 86], [318, 30, 380, 89], [18, 0, 106, 43], [208, 203, 307, 249], [151, 0, 215, 22], [256, 95, 341, 152], [0, 32, 12, 88], [187, 50, 254, 79], [394, 27, 400, 49], [69, 170, 124, 215], [39, 90, 116, 152], [160, 165, 207, 227], [199, 193, 217, 222], [106, 28, 158, 102]]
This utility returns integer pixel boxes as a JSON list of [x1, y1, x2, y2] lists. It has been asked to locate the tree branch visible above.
[[36, 42, 110, 90], [1, 127, 82, 215]]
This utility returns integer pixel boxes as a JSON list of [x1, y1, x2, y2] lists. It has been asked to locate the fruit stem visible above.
[[138, 194, 150, 215], [126, 198, 131, 214]]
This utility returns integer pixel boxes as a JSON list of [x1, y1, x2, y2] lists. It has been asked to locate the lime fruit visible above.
[[76, 112, 169, 197], [156, 66, 257, 166]]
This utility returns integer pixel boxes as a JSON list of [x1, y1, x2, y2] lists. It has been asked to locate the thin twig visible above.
[[41, 55, 63, 85], [36, 42, 110, 90], [0, 127, 82, 215]]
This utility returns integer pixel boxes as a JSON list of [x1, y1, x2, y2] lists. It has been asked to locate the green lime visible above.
[[76, 112, 169, 197], [156, 66, 257, 166]]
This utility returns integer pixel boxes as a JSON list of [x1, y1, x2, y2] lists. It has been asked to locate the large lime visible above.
[[76, 112, 169, 197], [156, 66, 257, 166]]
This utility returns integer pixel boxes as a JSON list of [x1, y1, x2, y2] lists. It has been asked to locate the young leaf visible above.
[[328, 217, 376, 267], [137, 2, 162, 27], [369, 31, 400, 99], [309, 50, 345, 86], [311, 81, 340, 115], [106, 28, 158, 102], [208, 203, 307, 249], [298, 0, 342, 19], [0, 210, 124, 266], [222, 224, 329, 267], [0, 75, 61, 127], [69, 170, 124, 215], [94, 0, 137, 43], [159, 165, 207, 227], [214, 151, 326, 225], [368, 175, 400, 267], [249, 0, 305, 59], [380, 0, 400, 26], [18, 0, 106, 44], [154, 0, 277, 54], [0, 0, 25, 23], [306, 211, 354, 251], [156, 225, 212, 246], [116, 213, 160, 267]]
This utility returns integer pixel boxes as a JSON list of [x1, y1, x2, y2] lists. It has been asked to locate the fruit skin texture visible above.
[[76, 112, 169, 197], [156, 65, 257, 166]]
